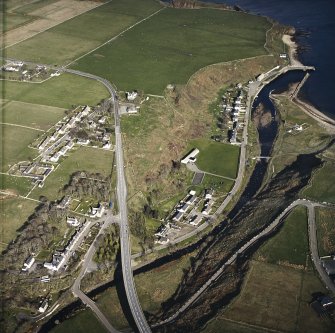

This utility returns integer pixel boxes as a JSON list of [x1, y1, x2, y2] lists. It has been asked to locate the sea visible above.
[[202, 0, 335, 119]]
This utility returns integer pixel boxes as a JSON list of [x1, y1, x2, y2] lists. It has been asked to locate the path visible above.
[[186, 163, 236, 181], [72, 214, 121, 333], [66, 8, 165, 68], [0, 122, 45, 132]]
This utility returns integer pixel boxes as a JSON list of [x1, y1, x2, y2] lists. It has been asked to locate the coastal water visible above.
[[204, 0, 335, 119]]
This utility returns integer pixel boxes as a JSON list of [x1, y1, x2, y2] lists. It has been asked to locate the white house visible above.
[[3, 66, 19, 72], [126, 105, 138, 114], [44, 252, 66, 271], [181, 148, 200, 164], [49, 152, 61, 162], [38, 137, 51, 150], [67, 216, 80, 227], [293, 124, 303, 131], [50, 71, 60, 77], [178, 203, 190, 213], [126, 91, 138, 101], [77, 138, 90, 145], [98, 116, 106, 124], [102, 141, 112, 150], [81, 105, 91, 116], [58, 124, 68, 134], [57, 196, 71, 209], [38, 299, 48, 313], [90, 204, 105, 218], [22, 256, 35, 271], [172, 211, 183, 222], [40, 275, 50, 283]]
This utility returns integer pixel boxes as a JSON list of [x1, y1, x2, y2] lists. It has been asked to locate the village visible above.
[[154, 149, 216, 245], [1, 60, 60, 82], [11, 91, 142, 315], [9, 103, 114, 189]]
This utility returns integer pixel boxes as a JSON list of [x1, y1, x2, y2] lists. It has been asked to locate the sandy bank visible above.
[[282, 34, 303, 66]]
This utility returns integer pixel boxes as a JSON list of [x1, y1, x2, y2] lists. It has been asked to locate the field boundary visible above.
[[66, 7, 165, 67], [0, 122, 45, 132], [1, 99, 67, 111]]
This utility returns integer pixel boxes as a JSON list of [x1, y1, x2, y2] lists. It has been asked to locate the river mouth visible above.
[[38, 71, 310, 332]]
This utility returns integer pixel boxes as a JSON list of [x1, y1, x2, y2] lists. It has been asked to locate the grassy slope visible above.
[[74, 8, 271, 94], [0, 100, 66, 130], [315, 207, 335, 256], [5, 0, 162, 64], [302, 162, 335, 203], [1, 74, 109, 109], [256, 206, 308, 266], [0, 124, 39, 172], [271, 95, 331, 175], [31, 147, 113, 201], [50, 310, 107, 333], [0, 173, 33, 196], [0, 197, 38, 247]]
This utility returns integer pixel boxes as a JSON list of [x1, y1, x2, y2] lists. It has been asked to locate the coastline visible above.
[[282, 33, 303, 66], [282, 33, 335, 131]]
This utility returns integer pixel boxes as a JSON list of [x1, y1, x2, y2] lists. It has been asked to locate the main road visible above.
[[66, 69, 152, 333], [71, 214, 121, 333]]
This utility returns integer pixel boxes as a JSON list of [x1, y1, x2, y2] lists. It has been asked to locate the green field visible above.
[[0, 99, 66, 130], [257, 206, 308, 266], [31, 147, 113, 201], [6, 0, 162, 64], [190, 139, 240, 179], [193, 174, 234, 194], [74, 7, 271, 94], [1, 197, 38, 247], [0, 174, 33, 196], [50, 310, 107, 333], [302, 162, 335, 203], [223, 260, 333, 333], [204, 317, 265, 333], [1, 73, 109, 109], [0, 124, 39, 172], [316, 207, 335, 257], [271, 96, 331, 175]]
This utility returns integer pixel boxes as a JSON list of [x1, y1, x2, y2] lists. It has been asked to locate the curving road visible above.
[[153, 199, 335, 327], [71, 214, 120, 333], [66, 69, 151, 333]]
